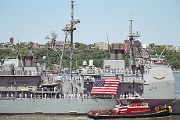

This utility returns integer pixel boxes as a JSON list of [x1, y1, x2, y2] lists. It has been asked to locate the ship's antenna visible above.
[[106, 33, 110, 60], [129, 19, 133, 37], [70, 0, 74, 75], [62, 0, 80, 74], [129, 19, 133, 68], [70, 0, 80, 74], [128, 19, 140, 71]]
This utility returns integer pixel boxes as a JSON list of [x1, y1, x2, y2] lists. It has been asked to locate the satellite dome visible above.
[[82, 61, 87, 66], [142, 44, 147, 49]]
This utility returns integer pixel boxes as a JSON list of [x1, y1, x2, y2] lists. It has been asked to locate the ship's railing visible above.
[[119, 92, 143, 99], [129, 103, 148, 107], [0, 92, 117, 100], [120, 76, 144, 83], [0, 87, 100, 99], [90, 94, 116, 99], [0, 86, 36, 91], [0, 93, 34, 99], [0, 70, 42, 76], [104, 69, 146, 76]]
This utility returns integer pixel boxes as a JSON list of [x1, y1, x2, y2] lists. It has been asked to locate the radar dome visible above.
[[82, 61, 87, 66], [142, 44, 147, 49], [89, 60, 93, 66]]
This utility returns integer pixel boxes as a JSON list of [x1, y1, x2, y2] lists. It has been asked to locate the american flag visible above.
[[124, 41, 127, 54], [91, 78, 120, 95]]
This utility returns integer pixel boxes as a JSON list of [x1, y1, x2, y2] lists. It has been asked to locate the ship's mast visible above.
[[129, 19, 133, 67], [70, 0, 74, 75], [62, 0, 80, 74], [128, 19, 140, 69]]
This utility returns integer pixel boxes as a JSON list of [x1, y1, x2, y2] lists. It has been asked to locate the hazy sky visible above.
[[0, 0, 180, 46]]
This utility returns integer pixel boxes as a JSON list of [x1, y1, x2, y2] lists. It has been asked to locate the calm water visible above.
[[0, 115, 179, 120], [174, 73, 180, 97], [0, 73, 180, 120]]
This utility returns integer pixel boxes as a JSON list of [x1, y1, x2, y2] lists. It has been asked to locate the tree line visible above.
[[0, 42, 180, 70]]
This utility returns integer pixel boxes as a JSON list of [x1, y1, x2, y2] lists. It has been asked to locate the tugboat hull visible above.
[[87, 107, 171, 119]]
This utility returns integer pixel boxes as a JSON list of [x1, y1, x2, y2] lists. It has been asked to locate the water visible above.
[[174, 73, 180, 97], [0, 115, 179, 120], [0, 73, 180, 120], [0, 115, 89, 120]]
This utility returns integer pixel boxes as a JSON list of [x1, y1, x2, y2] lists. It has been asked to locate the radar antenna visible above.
[[62, 0, 80, 74], [128, 19, 140, 68]]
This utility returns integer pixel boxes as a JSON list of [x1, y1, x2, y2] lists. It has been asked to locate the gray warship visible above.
[[0, 0, 180, 115]]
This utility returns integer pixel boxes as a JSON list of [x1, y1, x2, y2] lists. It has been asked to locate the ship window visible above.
[[105, 64, 110, 68], [144, 84, 149, 85]]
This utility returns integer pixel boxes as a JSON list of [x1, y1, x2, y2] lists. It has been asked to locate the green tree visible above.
[[149, 43, 155, 49]]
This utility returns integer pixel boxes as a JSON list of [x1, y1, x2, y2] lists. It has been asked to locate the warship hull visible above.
[[0, 98, 180, 114], [0, 98, 116, 114]]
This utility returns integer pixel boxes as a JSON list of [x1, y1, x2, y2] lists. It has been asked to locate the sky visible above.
[[0, 0, 180, 46]]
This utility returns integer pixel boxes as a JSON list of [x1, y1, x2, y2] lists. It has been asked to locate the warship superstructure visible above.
[[0, 0, 180, 115]]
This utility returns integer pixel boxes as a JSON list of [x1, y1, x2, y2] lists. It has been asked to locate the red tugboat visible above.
[[86, 97, 172, 119]]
